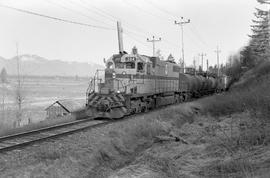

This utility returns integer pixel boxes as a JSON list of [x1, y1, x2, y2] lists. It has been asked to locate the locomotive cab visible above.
[[89, 47, 153, 95], [106, 47, 150, 76]]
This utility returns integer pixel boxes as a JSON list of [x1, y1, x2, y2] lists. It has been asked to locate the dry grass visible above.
[[87, 109, 190, 177], [34, 145, 67, 162], [194, 61, 270, 177]]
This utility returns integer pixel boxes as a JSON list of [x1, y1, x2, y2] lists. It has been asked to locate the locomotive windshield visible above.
[[115, 62, 125, 69], [107, 62, 113, 69], [126, 62, 135, 69]]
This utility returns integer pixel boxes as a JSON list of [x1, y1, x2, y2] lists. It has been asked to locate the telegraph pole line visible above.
[[175, 17, 190, 68], [147, 36, 161, 56], [198, 53, 206, 72], [214, 46, 221, 76]]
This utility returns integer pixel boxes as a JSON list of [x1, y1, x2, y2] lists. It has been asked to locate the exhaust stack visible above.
[[117, 21, 124, 53]]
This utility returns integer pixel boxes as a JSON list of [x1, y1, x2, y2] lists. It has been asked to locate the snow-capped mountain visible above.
[[0, 55, 104, 77]]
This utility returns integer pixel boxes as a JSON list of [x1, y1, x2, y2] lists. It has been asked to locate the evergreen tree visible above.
[[240, 1, 270, 68], [0, 67, 8, 83], [249, 8, 269, 57]]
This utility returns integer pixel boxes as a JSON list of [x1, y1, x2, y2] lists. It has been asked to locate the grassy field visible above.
[[0, 76, 89, 129]]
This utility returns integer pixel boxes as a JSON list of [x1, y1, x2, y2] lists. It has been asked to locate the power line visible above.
[[143, 1, 210, 51], [65, 0, 157, 53], [79, 0, 119, 22], [126, 0, 209, 55], [69, 0, 116, 24], [188, 24, 209, 47], [144, 0, 178, 20], [123, 31, 151, 50], [76, 0, 154, 38], [0, 3, 115, 30], [122, 0, 169, 22], [77, 0, 180, 52], [45, 0, 112, 26]]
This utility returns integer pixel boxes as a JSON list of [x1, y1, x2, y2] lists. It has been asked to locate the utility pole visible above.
[[214, 46, 221, 76], [175, 17, 190, 68], [206, 59, 209, 72], [16, 43, 20, 92], [198, 53, 206, 72], [147, 36, 161, 56], [117, 21, 124, 53], [193, 56, 196, 69], [16, 43, 22, 126], [193, 57, 196, 75]]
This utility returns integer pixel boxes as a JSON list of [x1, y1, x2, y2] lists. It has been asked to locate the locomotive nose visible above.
[[97, 100, 110, 112]]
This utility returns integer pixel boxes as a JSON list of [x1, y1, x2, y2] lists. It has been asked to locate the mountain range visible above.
[[0, 55, 104, 77]]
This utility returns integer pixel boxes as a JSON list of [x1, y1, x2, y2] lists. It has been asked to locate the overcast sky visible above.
[[0, 0, 263, 68]]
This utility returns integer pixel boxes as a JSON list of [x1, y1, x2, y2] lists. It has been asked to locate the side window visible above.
[[147, 64, 151, 75], [137, 62, 144, 72]]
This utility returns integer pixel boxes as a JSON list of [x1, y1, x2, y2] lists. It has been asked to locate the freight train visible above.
[[74, 22, 229, 119], [80, 46, 229, 119]]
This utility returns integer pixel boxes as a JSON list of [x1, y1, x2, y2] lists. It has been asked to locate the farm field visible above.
[[0, 76, 90, 129]]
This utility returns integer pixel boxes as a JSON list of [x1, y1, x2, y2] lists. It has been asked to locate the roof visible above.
[[45, 99, 85, 113]]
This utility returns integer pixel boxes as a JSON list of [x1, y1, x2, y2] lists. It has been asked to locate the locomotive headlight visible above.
[[112, 72, 116, 78]]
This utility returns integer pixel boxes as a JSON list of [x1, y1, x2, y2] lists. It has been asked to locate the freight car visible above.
[[81, 46, 228, 119]]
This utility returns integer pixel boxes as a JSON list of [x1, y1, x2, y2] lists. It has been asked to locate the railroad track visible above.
[[0, 118, 110, 153], [0, 101, 187, 153]]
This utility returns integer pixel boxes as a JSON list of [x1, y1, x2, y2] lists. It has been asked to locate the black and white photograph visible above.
[[0, 0, 269, 177]]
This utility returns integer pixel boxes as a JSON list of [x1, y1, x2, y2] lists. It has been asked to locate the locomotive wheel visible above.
[[141, 106, 147, 112]]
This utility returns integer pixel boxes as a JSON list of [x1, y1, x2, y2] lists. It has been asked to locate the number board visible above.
[[125, 56, 136, 62]]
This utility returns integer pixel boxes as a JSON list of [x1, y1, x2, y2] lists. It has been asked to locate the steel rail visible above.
[[0, 117, 95, 141], [0, 118, 110, 153]]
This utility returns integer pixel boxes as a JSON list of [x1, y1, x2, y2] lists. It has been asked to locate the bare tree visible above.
[[0, 68, 8, 123], [14, 43, 23, 127], [1, 84, 6, 121], [1, 68, 8, 83]]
